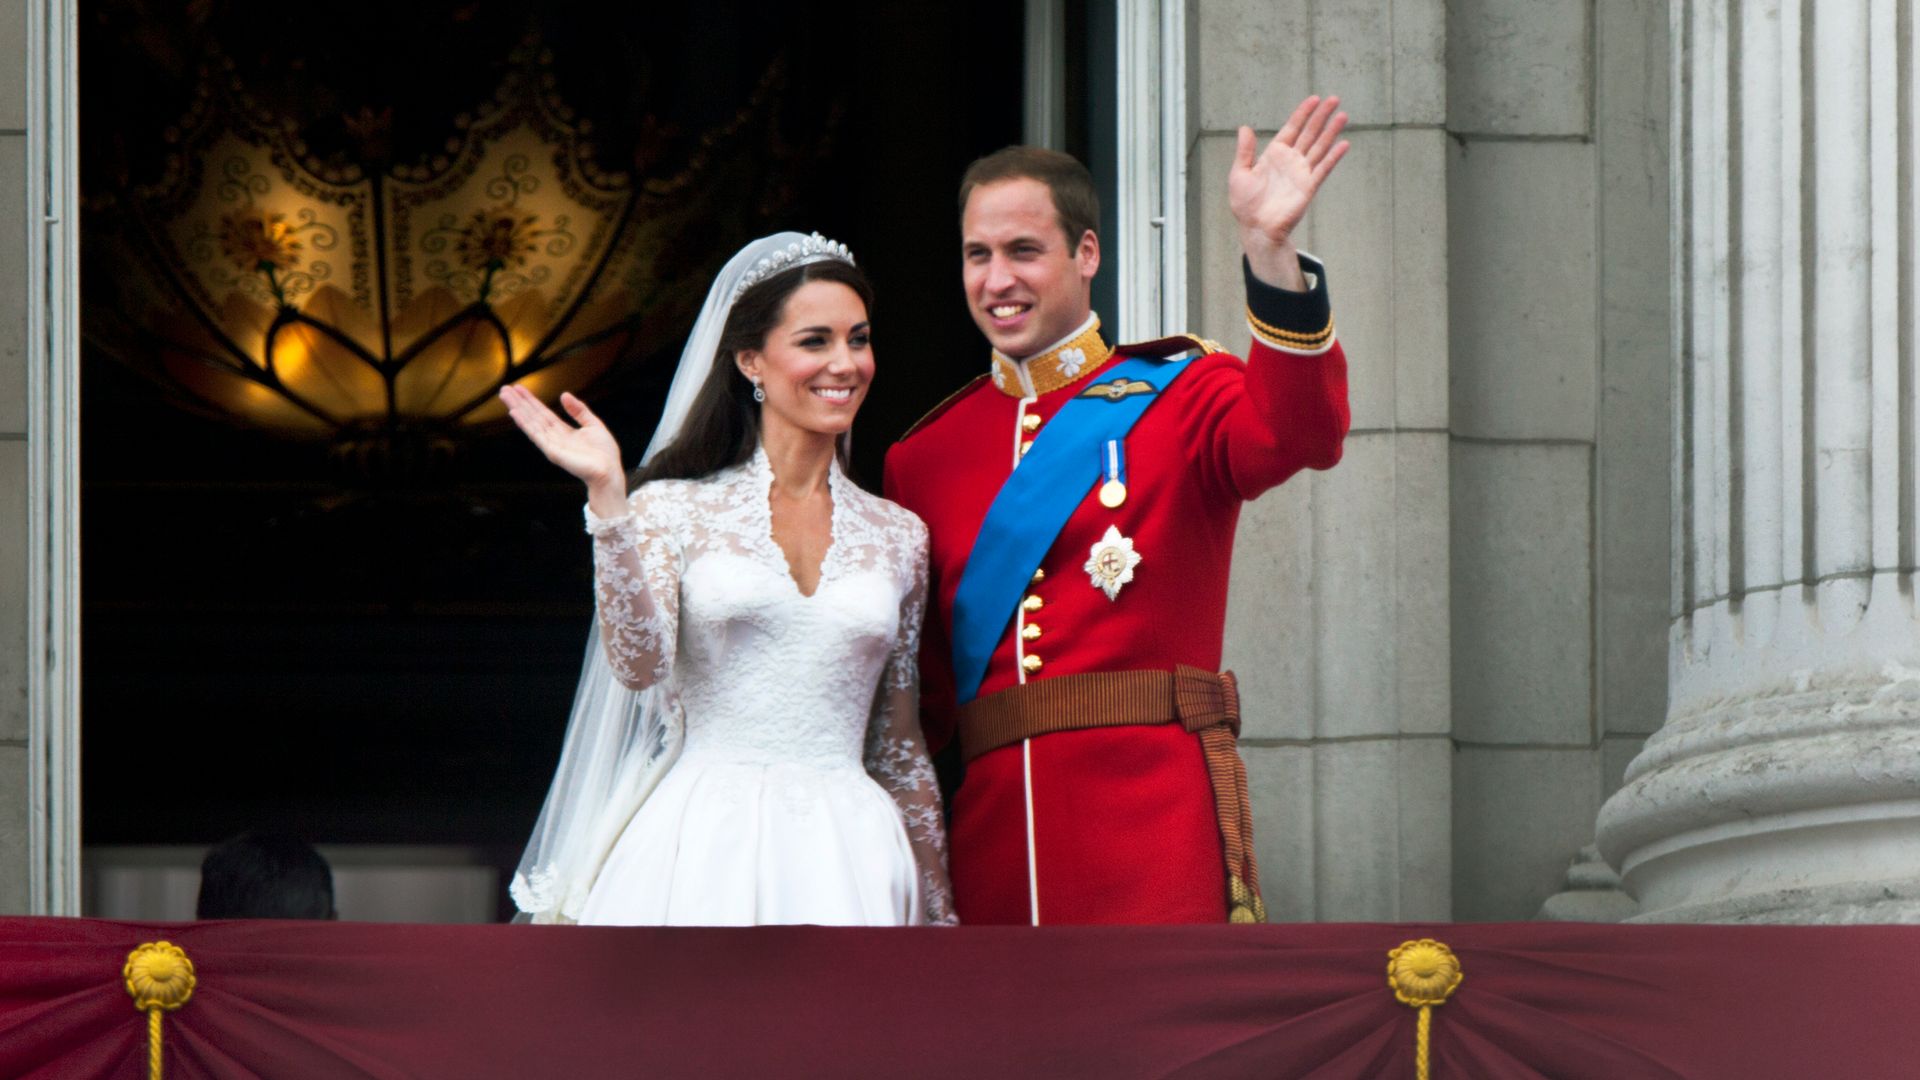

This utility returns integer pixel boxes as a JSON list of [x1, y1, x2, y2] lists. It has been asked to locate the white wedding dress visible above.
[[559, 446, 953, 926]]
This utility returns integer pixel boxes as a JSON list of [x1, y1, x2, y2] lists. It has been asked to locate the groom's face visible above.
[[961, 178, 1099, 360]]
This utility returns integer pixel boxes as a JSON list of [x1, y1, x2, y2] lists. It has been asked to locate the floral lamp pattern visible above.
[[85, 43, 803, 466]]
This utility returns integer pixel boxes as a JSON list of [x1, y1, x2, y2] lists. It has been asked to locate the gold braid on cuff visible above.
[[1246, 307, 1335, 350]]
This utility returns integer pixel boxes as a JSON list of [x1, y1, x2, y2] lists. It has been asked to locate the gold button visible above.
[[1021, 623, 1043, 641], [1021, 413, 1042, 432], [1022, 594, 1044, 612], [1020, 439, 1034, 455], [1022, 654, 1044, 674], [1030, 568, 1046, 584]]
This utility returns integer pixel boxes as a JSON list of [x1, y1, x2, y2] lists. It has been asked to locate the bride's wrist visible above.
[[584, 475, 630, 519]]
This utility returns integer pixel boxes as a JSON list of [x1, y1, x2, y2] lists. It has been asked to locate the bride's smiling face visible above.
[[736, 280, 874, 440]]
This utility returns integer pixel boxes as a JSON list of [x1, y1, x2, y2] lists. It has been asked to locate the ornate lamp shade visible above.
[[86, 48, 793, 470]]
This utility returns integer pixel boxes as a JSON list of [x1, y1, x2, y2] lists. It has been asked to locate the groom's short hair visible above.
[[958, 146, 1100, 250]]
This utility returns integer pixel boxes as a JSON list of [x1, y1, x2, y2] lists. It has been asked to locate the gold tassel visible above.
[[1387, 939, 1462, 1080], [124, 941, 196, 1080]]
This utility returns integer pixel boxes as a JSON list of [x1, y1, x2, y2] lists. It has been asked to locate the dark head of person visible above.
[[196, 831, 337, 920], [632, 257, 875, 488]]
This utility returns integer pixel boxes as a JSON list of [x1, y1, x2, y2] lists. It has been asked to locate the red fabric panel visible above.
[[949, 725, 1227, 925], [2, 917, 1916, 1079]]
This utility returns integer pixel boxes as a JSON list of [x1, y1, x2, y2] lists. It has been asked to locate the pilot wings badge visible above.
[[1081, 377, 1157, 402]]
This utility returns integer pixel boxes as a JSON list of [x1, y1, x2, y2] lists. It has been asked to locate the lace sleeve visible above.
[[864, 517, 956, 925], [585, 485, 683, 691]]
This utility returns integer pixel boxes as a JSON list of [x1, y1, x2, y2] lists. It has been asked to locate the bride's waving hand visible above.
[[500, 386, 632, 519]]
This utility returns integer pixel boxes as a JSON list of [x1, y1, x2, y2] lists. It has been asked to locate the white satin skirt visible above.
[[575, 754, 920, 926]]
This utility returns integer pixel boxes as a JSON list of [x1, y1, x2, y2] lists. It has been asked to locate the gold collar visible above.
[[989, 316, 1112, 398]]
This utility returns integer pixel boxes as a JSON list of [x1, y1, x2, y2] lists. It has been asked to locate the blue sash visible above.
[[950, 355, 1195, 703]]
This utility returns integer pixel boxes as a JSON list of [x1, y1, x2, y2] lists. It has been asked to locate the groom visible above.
[[883, 95, 1353, 925]]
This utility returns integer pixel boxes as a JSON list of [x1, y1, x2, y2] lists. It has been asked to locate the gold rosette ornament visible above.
[[125, 941, 197, 1080], [1387, 938, 1462, 1080]]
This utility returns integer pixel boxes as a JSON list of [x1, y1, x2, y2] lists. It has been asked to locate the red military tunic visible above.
[[883, 257, 1350, 925]]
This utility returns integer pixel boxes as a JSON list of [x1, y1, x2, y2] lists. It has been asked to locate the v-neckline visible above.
[[751, 445, 839, 599]]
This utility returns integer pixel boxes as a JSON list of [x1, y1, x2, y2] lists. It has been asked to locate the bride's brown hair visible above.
[[630, 258, 874, 488]]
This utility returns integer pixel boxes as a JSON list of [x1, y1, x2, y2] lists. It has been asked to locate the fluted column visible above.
[[1595, 0, 1920, 922]]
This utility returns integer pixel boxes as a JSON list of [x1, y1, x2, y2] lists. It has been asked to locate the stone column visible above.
[[1595, 0, 1920, 922]]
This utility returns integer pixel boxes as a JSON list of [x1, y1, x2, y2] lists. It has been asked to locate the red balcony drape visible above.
[[1, 917, 1914, 1078]]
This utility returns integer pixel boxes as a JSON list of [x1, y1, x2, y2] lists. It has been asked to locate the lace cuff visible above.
[[584, 503, 639, 537]]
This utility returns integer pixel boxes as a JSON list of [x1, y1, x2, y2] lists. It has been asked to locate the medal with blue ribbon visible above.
[[1099, 438, 1127, 508]]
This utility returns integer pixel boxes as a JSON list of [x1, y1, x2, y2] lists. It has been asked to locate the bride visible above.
[[503, 232, 954, 926]]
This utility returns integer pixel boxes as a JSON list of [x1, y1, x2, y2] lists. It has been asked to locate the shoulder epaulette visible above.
[[1112, 333, 1231, 360], [896, 373, 993, 443]]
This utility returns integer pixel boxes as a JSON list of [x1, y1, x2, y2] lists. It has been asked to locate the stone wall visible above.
[[1192, 0, 1670, 922], [1195, 0, 1454, 921], [1445, 0, 1670, 920], [1, 0, 30, 915]]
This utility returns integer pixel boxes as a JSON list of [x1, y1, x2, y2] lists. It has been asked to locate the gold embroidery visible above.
[[1080, 377, 1156, 402], [1246, 306, 1335, 350], [989, 318, 1113, 398]]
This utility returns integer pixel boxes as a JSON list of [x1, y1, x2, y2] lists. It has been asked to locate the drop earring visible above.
[[751, 378, 765, 403]]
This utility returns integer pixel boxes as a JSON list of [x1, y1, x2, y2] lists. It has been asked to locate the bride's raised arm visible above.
[[864, 519, 957, 925], [502, 384, 683, 690]]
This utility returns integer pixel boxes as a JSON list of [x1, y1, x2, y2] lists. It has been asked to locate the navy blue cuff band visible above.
[[1243, 254, 1332, 335]]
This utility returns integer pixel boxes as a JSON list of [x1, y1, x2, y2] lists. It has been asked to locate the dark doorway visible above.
[[78, 1, 1023, 916]]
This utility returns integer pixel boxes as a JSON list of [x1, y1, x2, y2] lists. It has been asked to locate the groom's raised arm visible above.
[[1176, 94, 1353, 502]]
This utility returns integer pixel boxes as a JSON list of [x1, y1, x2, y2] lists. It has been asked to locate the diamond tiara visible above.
[[730, 233, 856, 301]]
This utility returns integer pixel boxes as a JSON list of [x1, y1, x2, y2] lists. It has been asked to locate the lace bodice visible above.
[[584, 447, 954, 923]]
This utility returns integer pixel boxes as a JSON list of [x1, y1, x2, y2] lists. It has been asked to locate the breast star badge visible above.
[[1084, 525, 1142, 601]]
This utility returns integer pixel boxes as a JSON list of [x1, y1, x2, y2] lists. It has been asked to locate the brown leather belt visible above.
[[956, 665, 1266, 923]]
